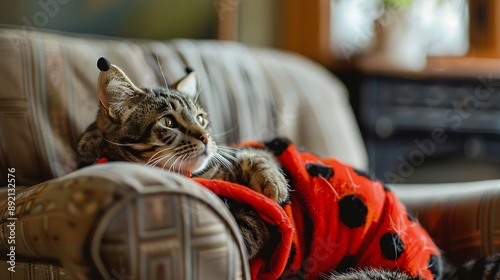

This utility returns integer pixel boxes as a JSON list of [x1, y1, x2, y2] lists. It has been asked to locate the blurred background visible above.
[[1, 0, 499, 184]]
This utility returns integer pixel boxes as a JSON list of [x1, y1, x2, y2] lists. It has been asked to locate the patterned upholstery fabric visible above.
[[0, 261, 70, 280], [0, 163, 248, 279], [394, 181, 500, 266]]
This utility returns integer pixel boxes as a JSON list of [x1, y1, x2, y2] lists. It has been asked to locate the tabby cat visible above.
[[77, 57, 287, 260], [78, 57, 499, 280]]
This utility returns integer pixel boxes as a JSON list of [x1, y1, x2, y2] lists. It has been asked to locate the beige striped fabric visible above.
[[0, 25, 367, 187]]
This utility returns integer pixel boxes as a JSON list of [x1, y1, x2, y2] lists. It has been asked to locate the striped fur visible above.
[[443, 254, 500, 280], [325, 268, 420, 280], [78, 85, 216, 173], [324, 255, 500, 279]]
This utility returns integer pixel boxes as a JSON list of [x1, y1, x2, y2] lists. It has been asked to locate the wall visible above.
[[0, 0, 218, 40]]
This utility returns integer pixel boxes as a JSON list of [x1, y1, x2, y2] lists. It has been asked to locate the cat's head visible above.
[[92, 57, 216, 173]]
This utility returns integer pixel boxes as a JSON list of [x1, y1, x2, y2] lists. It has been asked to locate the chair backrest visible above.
[[0, 26, 367, 185]]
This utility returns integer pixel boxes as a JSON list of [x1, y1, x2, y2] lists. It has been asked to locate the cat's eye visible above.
[[159, 116, 175, 128], [197, 115, 206, 126]]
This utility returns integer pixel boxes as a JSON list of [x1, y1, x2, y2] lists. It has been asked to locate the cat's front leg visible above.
[[233, 148, 289, 203], [201, 147, 289, 203]]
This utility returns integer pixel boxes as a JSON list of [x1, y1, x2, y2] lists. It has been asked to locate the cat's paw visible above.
[[237, 149, 288, 203]]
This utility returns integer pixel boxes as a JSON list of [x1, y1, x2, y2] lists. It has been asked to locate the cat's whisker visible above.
[[218, 147, 238, 155], [151, 145, 176, 158], [217, 145, 238, 156], [211, 127, 238, 139], [158, 125, 180, 133], [217, 145, 238, 152], [147, 153, 171, 168], [167, 157, 176, 172], [213, 153, 236, 175], [216, 155, 237, 170], [149, 142, 176, 147], [211, 127, 240, 143], [193, 88, 202, 103], [217, 150, 237, 163], [145, 147, 175, 166], [168, 153, 185, 173], [155, 53, 169, 88], [172, 154, 184, 173], [149, 147, 180, 168], [146, 154, 169, 168], [318, 176, 340, 200], [146, 149, 168, 165], [165, 152, 181, 172], [217, 155, 237, 168], [216, 147, 234, 154], [104, 138, 135, 147], [179, 154, 189, 173], [193, 77, 209, 103], [161, 152, 180, 172]]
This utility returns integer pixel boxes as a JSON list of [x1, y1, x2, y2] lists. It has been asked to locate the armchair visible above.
[[0, 26, 498, 279]]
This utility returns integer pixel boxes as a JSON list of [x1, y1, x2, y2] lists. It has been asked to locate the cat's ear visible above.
[[97, 57, 145, 119], [175, 68, 197, 99]]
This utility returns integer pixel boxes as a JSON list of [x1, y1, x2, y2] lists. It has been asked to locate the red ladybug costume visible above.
[[197, 138, 441, 280], [100, 137, 442, 279]]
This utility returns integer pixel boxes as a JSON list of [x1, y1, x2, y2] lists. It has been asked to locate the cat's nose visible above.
[[198, 133, 209, 144]]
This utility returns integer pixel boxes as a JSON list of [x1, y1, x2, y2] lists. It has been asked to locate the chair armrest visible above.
[[0, 163, 250, 280], [392, 180, 500, 264]]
